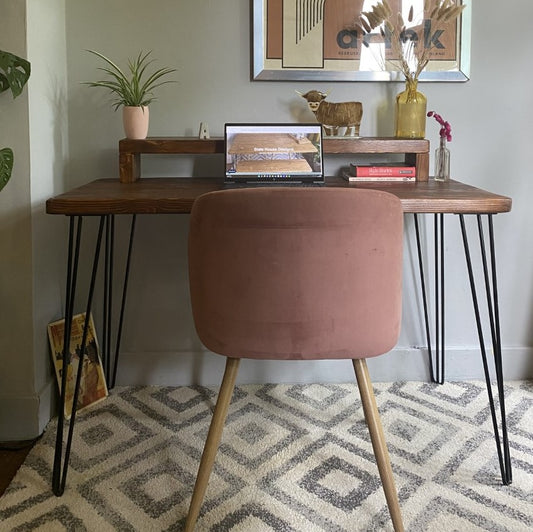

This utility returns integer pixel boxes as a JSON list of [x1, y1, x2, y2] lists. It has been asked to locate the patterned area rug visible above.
[[1, 381, 532, 531]]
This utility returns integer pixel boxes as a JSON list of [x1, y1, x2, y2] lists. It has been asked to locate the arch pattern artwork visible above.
[[295, 0, 326, 44], [253, 0, 470, 81]]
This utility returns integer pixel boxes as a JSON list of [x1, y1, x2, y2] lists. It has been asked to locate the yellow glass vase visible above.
[[395, 80, 427, 139]]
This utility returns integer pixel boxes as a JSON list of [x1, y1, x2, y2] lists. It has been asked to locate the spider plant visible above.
[[84, 50, 176, 110], [0, 50, 31, 192]]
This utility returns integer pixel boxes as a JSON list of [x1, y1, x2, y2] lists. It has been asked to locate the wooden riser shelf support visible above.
[[118, 136, 430, 184], [119, 137, 224, 183]]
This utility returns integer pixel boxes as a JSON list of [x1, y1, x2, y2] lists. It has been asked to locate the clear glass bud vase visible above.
[[395, 80, 427, 139], [434, 136, 450, 181]]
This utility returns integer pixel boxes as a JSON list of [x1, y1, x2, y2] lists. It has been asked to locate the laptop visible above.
[[224, 123, 325, 187]]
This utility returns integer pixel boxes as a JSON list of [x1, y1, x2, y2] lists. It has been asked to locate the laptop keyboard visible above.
[[224, 182, 325, 188]]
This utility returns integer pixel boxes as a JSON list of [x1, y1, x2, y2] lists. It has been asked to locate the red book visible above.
[[349, 164, 416, 178], [343, 174, 415, 182]]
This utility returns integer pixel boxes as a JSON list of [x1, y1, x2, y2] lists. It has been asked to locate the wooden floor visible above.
[[0, 440, 36, 497]]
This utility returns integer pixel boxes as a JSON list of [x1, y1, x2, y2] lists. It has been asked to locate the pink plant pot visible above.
[[122, 106, 149, 139]]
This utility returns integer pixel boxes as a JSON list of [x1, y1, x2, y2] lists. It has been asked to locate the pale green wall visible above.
[[27, 0, 69, 437], [0, 0, 36, 440], [65, 0, 533, 386], [1, 0, 532, 439], [0, 0, 67, 440]]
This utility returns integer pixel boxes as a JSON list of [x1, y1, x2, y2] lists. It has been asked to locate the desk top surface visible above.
[[46, 177, 512, 216]]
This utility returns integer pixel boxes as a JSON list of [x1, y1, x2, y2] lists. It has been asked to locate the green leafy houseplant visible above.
[[84, 50, 176, 110], [0, 50, 31, 192]]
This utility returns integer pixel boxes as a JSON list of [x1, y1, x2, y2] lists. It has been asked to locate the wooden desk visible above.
[[46, 177, 513, 494], [46, 177, 511, 215]]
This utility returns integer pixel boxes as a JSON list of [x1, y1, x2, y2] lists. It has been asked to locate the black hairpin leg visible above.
[[53, 215, 105, 496], [100, 214, 137, 390], [110, 214, 136, 389], [102, 215, 114, 383], [414, 213, 445, 384], [459, 214, 512, 485]]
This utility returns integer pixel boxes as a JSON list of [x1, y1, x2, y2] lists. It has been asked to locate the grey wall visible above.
[[0, 0, 35, 440], [1, 0, 532, 439], [65, 0, 533, 386], [0, 0, 67, 440]]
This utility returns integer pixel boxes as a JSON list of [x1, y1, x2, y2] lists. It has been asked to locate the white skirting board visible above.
[[0, 380, 55, 441], [3, 348, 529, 441], [113, 346, 533, 387]]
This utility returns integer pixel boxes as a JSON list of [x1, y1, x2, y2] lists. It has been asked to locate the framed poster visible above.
[[252, 0, 471, 82]]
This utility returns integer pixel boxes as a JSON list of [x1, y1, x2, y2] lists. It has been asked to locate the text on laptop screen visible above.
[[225, 124, 323, 180]]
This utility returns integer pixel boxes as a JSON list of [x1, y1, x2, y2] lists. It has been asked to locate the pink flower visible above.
[[427, 111, 452, 142]]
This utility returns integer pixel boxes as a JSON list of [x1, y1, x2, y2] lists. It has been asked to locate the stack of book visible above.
[[343, 163, 416, 182]]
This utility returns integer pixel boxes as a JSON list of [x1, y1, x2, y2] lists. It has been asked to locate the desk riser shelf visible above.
[[118, 137, 430, 183]]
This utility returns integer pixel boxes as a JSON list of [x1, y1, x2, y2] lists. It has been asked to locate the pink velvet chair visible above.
[[185, 187, 404, 531]]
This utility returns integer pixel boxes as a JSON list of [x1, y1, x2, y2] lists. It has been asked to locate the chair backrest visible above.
[[188, 187, 403, 361]]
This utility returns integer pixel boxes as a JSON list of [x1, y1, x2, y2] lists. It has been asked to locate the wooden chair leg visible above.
[[353, 359, 404, 532], [184, 357, 241, 532]]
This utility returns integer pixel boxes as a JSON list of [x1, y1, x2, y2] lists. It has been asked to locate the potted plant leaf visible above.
[[84, 50, 176, 139], [0, 50, 31, 191]]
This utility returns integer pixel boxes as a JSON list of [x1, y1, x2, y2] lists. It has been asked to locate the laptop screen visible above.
[[224, 123, 324, 183]]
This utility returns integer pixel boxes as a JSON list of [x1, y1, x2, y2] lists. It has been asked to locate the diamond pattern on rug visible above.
[[219, 401, 308, 469], [256, 383, 359, 430], [120, 459, 193, 518], [408, 494, 512, 532], [9, 505, 88, 532], [373, 398, 460, 465], [256, 431, 422, 531], [386, 381, 493, 426], [0, 382, 532, 531], [209, 502, 296, 532], [68, 402, 155, 472], [299, 455, 381, 509]]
